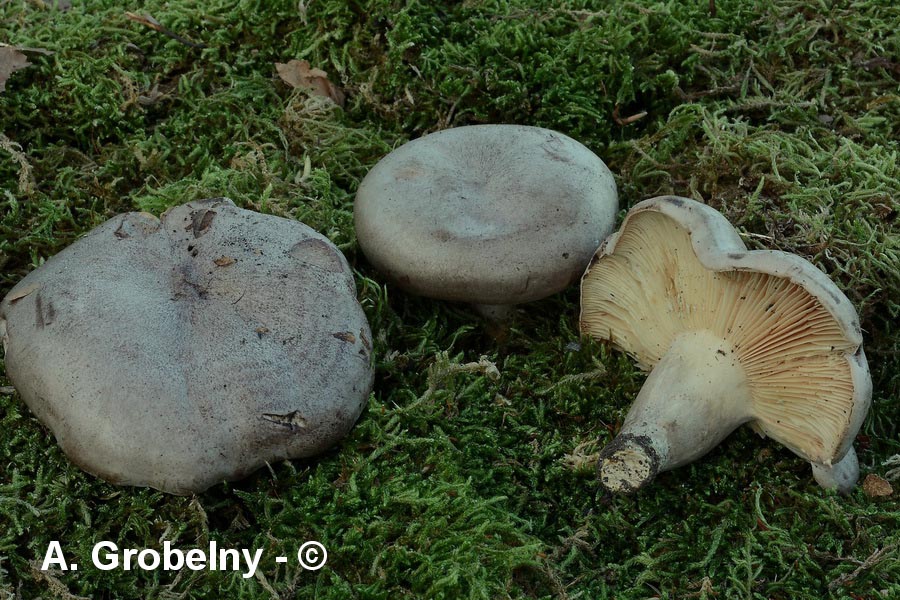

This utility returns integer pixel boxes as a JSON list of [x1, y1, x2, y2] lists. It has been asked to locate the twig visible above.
[[125, 12, 207, 48], [827, 544, 898, 590], [612, 104, 648, 126], [738, 231, 776, 241]]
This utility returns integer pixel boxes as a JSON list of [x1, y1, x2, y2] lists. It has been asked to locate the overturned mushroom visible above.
[[355, 124, 618, 319], [0, 198, 373, 494], [580, 196, 871, 494]]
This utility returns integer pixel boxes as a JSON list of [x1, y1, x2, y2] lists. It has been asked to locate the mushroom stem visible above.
[[597, 330, 754, 493], [471, 303, 515, 321], [810, 447, 859, 495]]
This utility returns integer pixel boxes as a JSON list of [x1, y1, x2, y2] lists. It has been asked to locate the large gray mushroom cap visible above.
[[0, 198, 373, 495], [355, 125, 618, 311]]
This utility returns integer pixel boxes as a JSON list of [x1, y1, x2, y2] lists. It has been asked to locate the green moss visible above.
[[1, 0, 899, 598]]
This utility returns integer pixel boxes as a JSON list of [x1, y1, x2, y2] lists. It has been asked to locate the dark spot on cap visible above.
[[332, 331, 356, 343], [32, 293, 57, 329], [114, 220, 131, 239], [541, 144, 571, 163], [288, 238, 345, 273]]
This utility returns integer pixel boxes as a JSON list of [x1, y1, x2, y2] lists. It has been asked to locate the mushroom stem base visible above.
[[811, 447, 859, 495], [597, 434, 662, 493], [597, 330, 753, 493]]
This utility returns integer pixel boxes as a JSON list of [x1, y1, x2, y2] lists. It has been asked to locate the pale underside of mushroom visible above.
[[0, 198, 374, 495], [580, 197, 871, 494]]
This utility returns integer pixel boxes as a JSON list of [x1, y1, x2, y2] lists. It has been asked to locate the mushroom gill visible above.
[[582, 208, 858, 474]]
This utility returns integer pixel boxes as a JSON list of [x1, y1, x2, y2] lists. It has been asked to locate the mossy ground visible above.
[[1, 0, 898, 598]]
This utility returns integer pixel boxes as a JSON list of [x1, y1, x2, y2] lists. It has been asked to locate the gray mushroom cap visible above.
[[354, 125, 618, 307], [0, 198, 373, 495]]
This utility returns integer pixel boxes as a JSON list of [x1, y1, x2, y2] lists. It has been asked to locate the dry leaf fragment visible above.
[[0, 46, 31, 93], [862, 474, 894, 498], [5, 283, 39, 303], [214, 256, 236, 267], [275, 59, 345, 106]]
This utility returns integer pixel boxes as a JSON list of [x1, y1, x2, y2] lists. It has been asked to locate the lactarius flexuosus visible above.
[[580, 196, 871, 494], [354, 124, 618, 319], [0, 198, 373, 494]]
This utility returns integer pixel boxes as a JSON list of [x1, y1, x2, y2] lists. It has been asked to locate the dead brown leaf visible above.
[[862, 474, 894, 498], [5, 282, 40, 303], [0, 46, 31, 93], [275, 59, 345, 106]]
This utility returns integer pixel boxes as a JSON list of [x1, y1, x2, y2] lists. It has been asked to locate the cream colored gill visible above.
[[581, 210, 857, 463]]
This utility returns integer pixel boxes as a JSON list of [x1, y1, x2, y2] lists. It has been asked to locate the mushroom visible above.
[[354, 124, 618, 318], [580, 196, 871, 494], [0, 198, 373, 494]]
